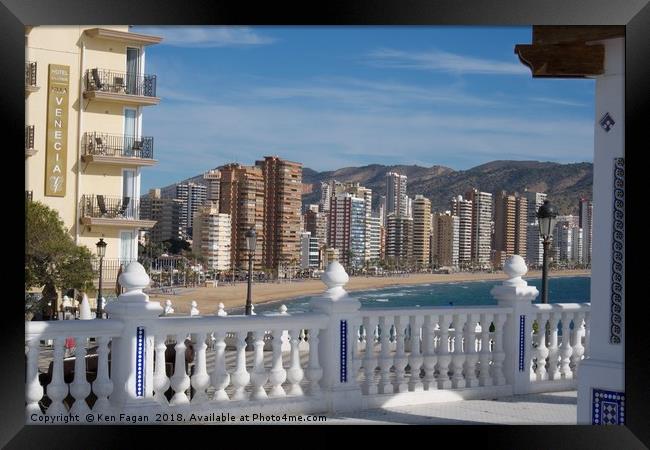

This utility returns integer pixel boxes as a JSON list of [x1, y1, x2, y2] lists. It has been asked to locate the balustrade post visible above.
[[490, 255, 539, 395], [104, 262, 163, 415], [309, 261, 362, 413]]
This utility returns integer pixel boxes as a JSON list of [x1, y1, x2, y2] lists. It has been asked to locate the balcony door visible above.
[[123, 108, 137, 157], [122, 168, 136, 218], [126, 47, 140, 95], [120, 230, 136, 263]]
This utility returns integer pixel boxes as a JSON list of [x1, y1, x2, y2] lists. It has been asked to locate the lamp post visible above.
[[95, 238, 107, 319], [244, 226, 257, 315], [537, 200, 558, 304]]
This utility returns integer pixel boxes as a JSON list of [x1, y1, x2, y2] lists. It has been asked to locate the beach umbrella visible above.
[[79, 293, 92, 320]]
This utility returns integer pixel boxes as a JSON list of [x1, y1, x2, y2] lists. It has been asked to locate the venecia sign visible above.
[[45, 64, 70, 197]]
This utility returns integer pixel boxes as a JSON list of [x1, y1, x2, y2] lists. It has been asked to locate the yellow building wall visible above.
[[26, 25, 150, 262]]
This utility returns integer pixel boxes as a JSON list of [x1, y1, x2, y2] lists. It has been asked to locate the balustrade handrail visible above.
[[83, 132, 154, 159], [25, 319, 123, 340], [530, 302, 590, 312], [85, 68, 157, 97], [359, 305, 513, 318], [153, 312, 329, 335]]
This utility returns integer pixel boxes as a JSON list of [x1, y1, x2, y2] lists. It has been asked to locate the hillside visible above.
[[302, 160, 593, 215]]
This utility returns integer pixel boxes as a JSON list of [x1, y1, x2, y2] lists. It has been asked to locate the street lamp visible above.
[[244, 226, 257, 315], [537, 200, 558, 304], [95, 238, 107, 319]]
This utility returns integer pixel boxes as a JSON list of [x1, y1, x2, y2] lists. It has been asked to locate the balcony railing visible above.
[[84, 68, 157, 97], [25, 125, 35, 152], [25, 61, 37, 87], [80, 194, 141, 220], [91, 257, 137, 282], [83, 132, 154, 160]]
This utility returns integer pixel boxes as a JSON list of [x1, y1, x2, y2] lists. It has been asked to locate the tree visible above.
[[25, 201, 94, 321]]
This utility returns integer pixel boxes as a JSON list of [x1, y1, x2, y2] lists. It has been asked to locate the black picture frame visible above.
[[5, 0, 649, 447]]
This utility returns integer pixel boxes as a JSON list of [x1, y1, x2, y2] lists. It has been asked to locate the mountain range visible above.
[[301, 160, 593, 215]]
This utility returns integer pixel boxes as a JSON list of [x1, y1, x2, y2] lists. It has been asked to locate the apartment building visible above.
[[328, 193, 366, 269], [192, 205, 231, 271], [450, 195, 473, 267], [412, 195, 431, 268], [385, 172, 408, 223], [140, 188, 183, 245], [524, 191, 547, 267], [386, 214, 413, 267], [176, 182, 207, 239], [465, 188, 493, 269], [431, 212, 460, 269], [25, 25, 162, 299], [493, 191, 528, 267]]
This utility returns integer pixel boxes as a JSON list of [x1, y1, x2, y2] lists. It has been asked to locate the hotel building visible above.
[[219, 163, 265, 271], [465, 188, 493, 269], [192, 205, 231, 271], [579, 198, 593, 264], [412, 195, 431, 268], [328, 193, 366, 269], [256, 156, 303, 273], [493, 191, 528, 267], [25, 25, 162, 298], [450, 195, 473, 268], [431, 212, 460, 269]]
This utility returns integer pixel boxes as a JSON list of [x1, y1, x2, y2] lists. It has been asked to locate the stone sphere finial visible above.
[[118, 262, 150, 292], [279, 304, 288, 315], [321, 261, 349, 290], [503, 255, 528, 287]]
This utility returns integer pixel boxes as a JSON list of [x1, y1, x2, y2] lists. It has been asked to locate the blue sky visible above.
[[132, 26, 595, 192]]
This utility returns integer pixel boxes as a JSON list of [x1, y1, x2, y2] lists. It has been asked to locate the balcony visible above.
[[25, 61, 39, 94], [83, 68, 159, 106], [25, 125, 36, 157], [81, 132, 156, 167], [80, 194, 156, 229]]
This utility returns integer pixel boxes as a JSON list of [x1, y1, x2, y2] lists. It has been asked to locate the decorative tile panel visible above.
[[592, 389, 625, 425], [135, 326, 145, 397], [600, 112, 615, 132], [518, 315, 526, 372], [340, 320, 348, 383], [610, 157, 624, 344]]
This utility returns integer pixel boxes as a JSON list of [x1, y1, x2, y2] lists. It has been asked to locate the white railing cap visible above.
[[119, 261, 150, 291]]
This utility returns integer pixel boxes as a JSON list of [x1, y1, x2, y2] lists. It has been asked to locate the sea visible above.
[[250, 275, 591, 315]]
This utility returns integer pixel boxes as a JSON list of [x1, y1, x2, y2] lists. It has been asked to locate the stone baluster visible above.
[[210, 330, 230, 401], [534, 314, 549, 381], [231, 331, 250, 401], [25, 338, 43, 419], [478, 312, 494, 386], [268, 328, 287, 398], [190, 333, 210, 403], [216, 302, 228, 316], [559, 312, 574, 379], [408, 315, 424, 392], [286, 328, 305, 396], [250, 331, 269, 400], [362, 316, 378, 395], [463, 313, 480, 388], [583, 310, 591, 357], [377, 316, 393, 394], [305, 328, 323, 395], [350, 319, 364, 383], [570, 312, 586, 377], [421, 315, 438, 390], [46, 337, 69, 416], [451, 313, 467, 389], [546, 312, 561, 380], [169, 334, 191, 405], [436, 314, 452, 389], [153, 334, 170, 405], [392, 315, 408, 393], [491, 313, 507, 386], [69, 336, 91, 415]]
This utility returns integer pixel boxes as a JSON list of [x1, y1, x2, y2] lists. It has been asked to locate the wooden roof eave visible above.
[[514, 42, 605, 78]]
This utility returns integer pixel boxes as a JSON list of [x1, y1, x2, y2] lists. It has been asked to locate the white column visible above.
[[210, 330, 230, 402], [577, 36, 625, 424], [250, 331, 269, 400], [491, 255, 538, 394], [190, 333, 210, 403], [268, 328, 287, 398], [105, 262, 163, 413], [309, 261, 362, 413], [25, 338, 44, 419]]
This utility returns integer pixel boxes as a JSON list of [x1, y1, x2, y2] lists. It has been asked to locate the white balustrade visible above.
[[24, 258, 591, 422]]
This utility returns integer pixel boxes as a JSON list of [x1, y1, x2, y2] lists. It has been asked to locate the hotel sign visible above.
[[44, 64, 70, 197]]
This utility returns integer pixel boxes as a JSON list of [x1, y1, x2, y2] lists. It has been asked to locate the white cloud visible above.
[[132, 26, 275, 47], [367, 48, 530, 75], [529, 97, 590, 107]]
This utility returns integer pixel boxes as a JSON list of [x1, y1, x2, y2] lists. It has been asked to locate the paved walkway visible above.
[[325, 391, 577, 425]]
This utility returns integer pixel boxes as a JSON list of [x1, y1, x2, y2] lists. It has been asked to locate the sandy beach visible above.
[[148, 269, 590, 314]]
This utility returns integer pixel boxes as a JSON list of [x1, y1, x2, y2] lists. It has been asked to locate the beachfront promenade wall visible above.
[[25, 257, 590, 423]]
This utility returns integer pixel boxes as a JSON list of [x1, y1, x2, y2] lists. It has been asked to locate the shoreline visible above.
[[149, 269, 590, 314]]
